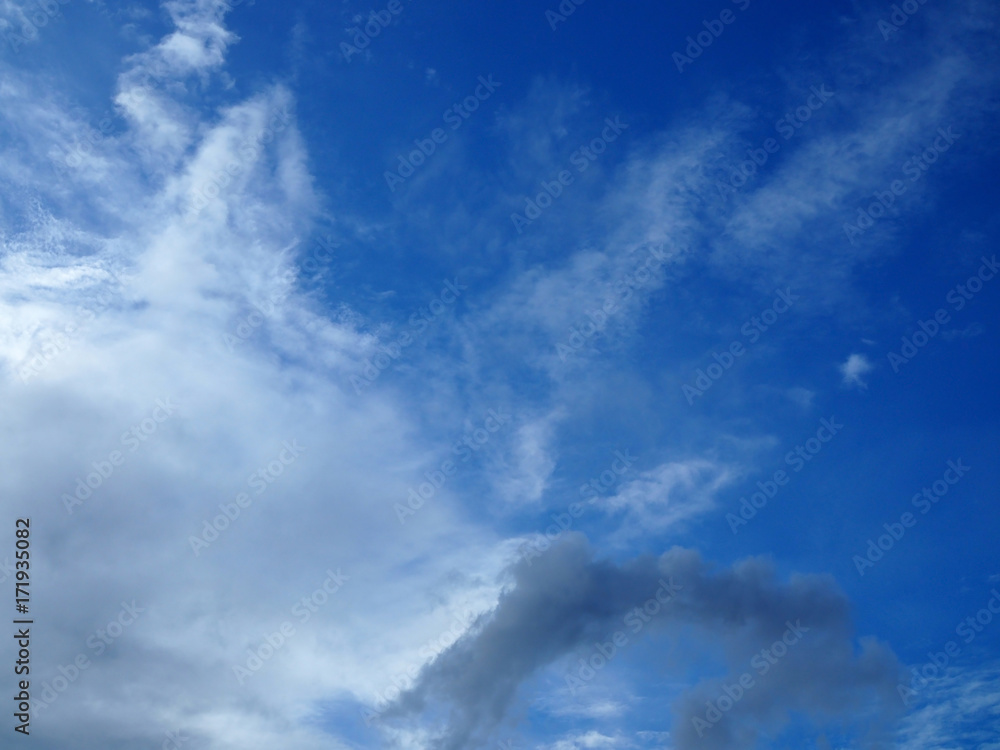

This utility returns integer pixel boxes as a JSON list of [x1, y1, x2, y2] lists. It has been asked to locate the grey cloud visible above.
[[386, 534, 905, 750]]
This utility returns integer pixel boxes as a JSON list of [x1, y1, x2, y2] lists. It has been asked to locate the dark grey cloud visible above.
[[385, 534, 905, 750]]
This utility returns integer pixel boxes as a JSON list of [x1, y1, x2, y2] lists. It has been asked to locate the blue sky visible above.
[[1, 0, 998, 748]]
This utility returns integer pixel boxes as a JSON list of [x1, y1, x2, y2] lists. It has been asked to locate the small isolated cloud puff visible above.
[[839, 353, 873, 389]]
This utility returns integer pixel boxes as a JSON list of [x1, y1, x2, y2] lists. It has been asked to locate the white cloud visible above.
[[894, 662, 1000, 749], [491, 412, 561, 505], [599, 459, 735, 541], [543, 731, 632, 750], [0, 5, 515, 749], [840, 353, 874, 389]]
